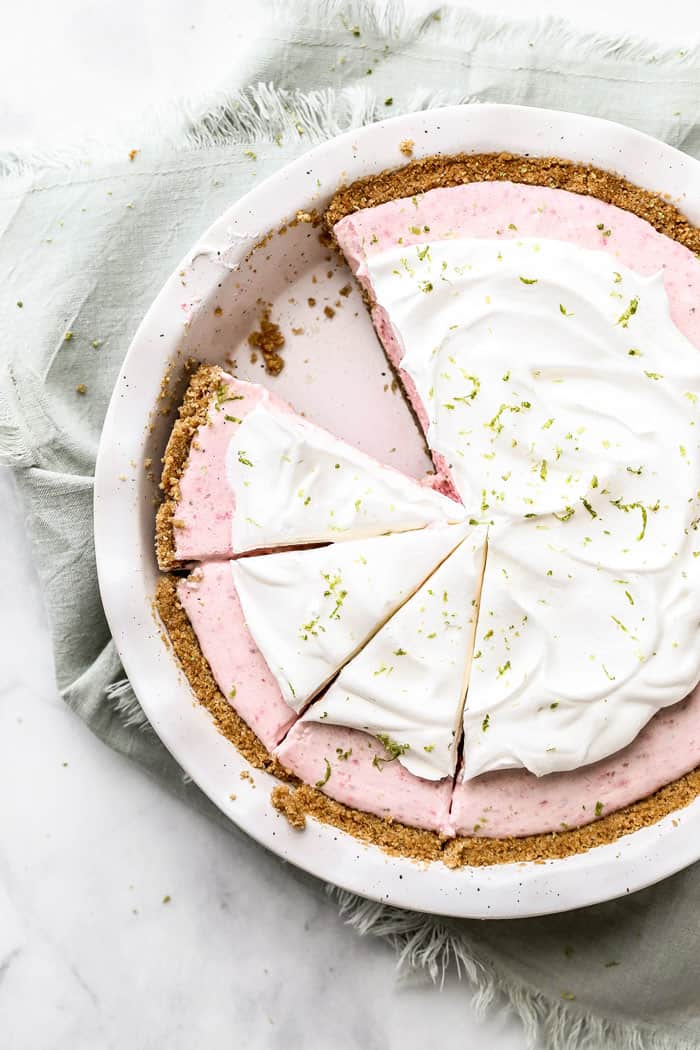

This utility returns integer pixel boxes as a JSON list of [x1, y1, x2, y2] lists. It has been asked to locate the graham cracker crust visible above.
[[154, 574, 291, 779], [156, 571, 700, 868], [272, 768, 700, 868], [155, 363, 224, 570], [153, 151, 700, 867], [325, 152, 700, 256]]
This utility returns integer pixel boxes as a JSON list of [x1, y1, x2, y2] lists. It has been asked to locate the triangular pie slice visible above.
[[231, 523, 466, 713], [300, 527, 487, 780], [157, 365, 462, 568]]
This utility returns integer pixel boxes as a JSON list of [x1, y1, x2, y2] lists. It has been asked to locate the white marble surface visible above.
[[0, 1, 695, 1047]]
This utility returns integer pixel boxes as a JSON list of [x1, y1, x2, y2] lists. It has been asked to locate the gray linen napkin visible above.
[[2, 4, 700, 1047]]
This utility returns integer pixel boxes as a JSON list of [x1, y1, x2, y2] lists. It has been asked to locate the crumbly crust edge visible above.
[[155, 364, 224, 570], [154, 574, 291, 776], [324, 151, 700, 257]]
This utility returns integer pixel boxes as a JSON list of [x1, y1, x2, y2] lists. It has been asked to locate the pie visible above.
[[155, 152, 700, 867]]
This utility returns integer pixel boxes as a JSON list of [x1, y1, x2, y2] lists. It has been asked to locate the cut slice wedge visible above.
[[157, 365, 462, 567], [302, 527, 488, 780], [229, 404, 463, 553], [231, 523, 467, 712]]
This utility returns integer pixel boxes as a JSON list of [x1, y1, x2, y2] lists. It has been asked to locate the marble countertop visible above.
[[0, 468, 527, 1048]]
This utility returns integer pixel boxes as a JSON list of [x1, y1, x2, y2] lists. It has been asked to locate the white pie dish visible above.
[[94, 102, 700, 919]]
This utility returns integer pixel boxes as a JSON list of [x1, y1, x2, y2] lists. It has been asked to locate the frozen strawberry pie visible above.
[[156, 152, 700, 867]]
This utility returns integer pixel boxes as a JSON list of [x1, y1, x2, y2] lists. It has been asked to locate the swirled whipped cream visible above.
[[227, 404, 462, 552], [366, 236, 700, 777]]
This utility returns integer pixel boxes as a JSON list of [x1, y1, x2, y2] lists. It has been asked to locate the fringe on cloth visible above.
[[0, 0, 697, 176], [331, 888, 699, 1050], [104, 678, 152, 731]]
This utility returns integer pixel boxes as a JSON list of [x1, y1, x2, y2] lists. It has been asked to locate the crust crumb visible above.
[[271, 786, 307, 829], [399, 138, 415, 157], [247, 304, 285, 376]]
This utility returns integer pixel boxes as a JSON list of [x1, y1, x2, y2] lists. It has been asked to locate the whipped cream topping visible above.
[[227, 404, 461, 552], [366, 236, 700, 777], [465, 521, 700, 778], [230, 523, 466, 712], [304, 528, 487, 780]]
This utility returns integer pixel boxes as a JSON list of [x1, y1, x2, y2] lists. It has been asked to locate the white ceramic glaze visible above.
[[94, 103, 700, 919]]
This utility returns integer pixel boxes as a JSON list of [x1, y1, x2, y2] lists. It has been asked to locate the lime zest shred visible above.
[[554, 506, 576, 522], [610, 498, 648, 540], [616, 297, 639, 327], [315, 758, 332, 788], [372, 734, 410, 770]]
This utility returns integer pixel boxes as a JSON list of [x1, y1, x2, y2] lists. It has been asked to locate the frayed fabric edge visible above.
[[330, 887, 699, 1050], [104, 677, 152, 731], [1, 0, 698, 177]]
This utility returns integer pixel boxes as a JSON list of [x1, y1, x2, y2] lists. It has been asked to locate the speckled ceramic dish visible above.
[[95, 103, 700, 918]]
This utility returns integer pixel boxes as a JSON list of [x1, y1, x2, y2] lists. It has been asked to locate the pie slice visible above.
[[156, 364, 461, 568], [231, 523, 466, 712], [300, 526, 487, 780], [274, 527, 486, 834]]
